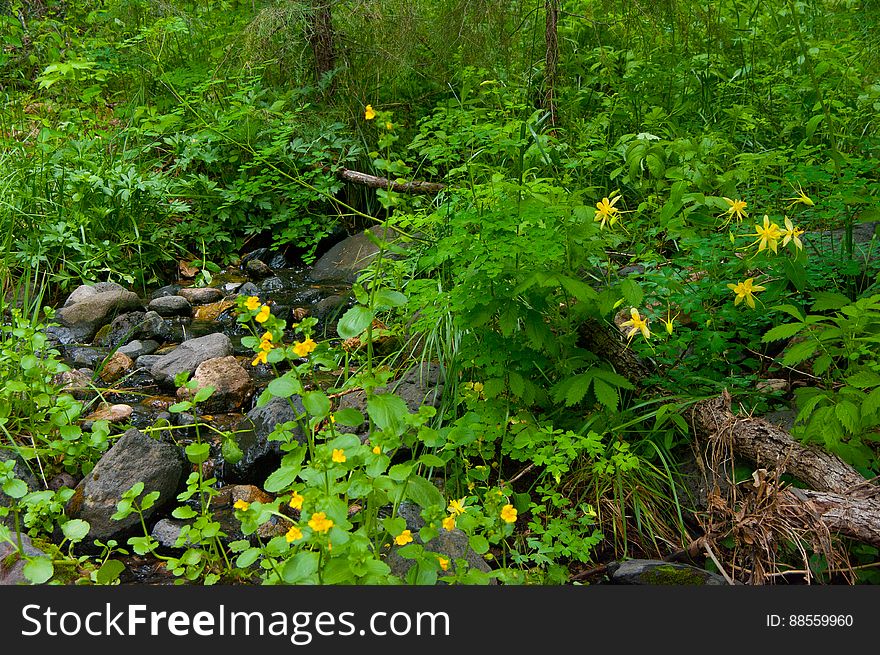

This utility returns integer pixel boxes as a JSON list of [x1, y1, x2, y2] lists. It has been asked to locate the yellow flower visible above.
[[786, 183, 814, 208], [255, 304, 271, 323], [308, 512, 334, 533], [331, 448, 347, 463], [447, 498, 467, 517], [289, 491, 304, 510], [364, 104, 376, 120], [233, 499, 250, 511], [385, 121, 393, 130], [500, 504, 518, 523], [659, 308, 679, 336], [261, 331, 273, 343], [620, 307, 651, 341], [259, 338, 273, 353], [727, 278, 766, 309], [394, 530, 413, 546], [251, 350, 267, 366], [722, 197, 748, 223], [438, 557, 450, 571], [594, 195, 622, 230], [442, 516, 456, 531], [285, 526, 303, 542], [245, 296, 261, 311], [372, 445, 381, 455], [782, 217, 804, 251], [292, 337, 317, 357], [749, 215, 783, 254]]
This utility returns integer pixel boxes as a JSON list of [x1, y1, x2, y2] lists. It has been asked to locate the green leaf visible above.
[[221, 438, 243, 465], [592, 378, 618, 411], [762, 322, 805, 342], [835, 401, 860, 434], [337, 305, 374, 338], [389, 461, 416, 481], [61, 519, 90, 542], [168, 401, 192, 413], [846, 371, 880, 389], [772, 304, 805, 322], [373, 289, 408, 308], [236, 548, 262, 569], [405, 474, 445, 509], [332, 407, 364, 427], [418, 454, 446, 468], [863, 387, 880, 418], [2, 478, 28, 499], [367, 393, 409, 436], [811, 292, 850, 312], [469, 535, 489, 554], [620, 278, 643, 307], [781, 340, 818, 366], [267, 375, 302, 398], [185, 442, 211, 464], [172, 505, 198, 519], [95, 559, 125, 585], [282, 551, 319, 584], [23, 557, 54, 584], [302, 390, 331, 418], [805, 113, 823, 140], [193, 385, 215, 403]]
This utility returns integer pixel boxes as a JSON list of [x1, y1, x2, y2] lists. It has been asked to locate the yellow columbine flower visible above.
[[245, 296, 261, 311], [438, 557, 450, 571], [331, 448, 346, 463], [255, 304, 271, 323], [447, 498, 467, 517], [620, 307, 651, 341], [722, 197, 748, 223], [292, 337, 317, 357], [782, 217, 804, 250], [308, 512, 334, 533], [500, 504, 518, 523], [285, 525, 303, 542], [786, 183, 814, 208], [442, 516, 456, 531], [727, 278, 766, 309], [364, 104, 376, 120], [394, 530, 413, 546], [659, 308, 679, 336], [594, 195, 622, 230], [289, 491, 304, 510], [749, 215, 783, 254], [233, 499, 250, 511], [252, 350, 268, 366]]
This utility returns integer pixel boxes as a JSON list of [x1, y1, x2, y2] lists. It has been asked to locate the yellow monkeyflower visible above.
[[384, 121, 393, 130], [251, 350, 268, 366], [394, 530, 413, 546], [292, 337, 317, 357], [255, 304, 271, 323], [447, 498, 467, 517], [438, 557, 450, 571], [259, 338, 273, 353], [594, 195, 622, 230], [749, 215, 783, 254], [289, 491, 304, 510], [308, 512, 334, 533], [233, 499, 250, 511], [727, 278, 766, 309], [722, 197, 748, 223], [364, 104, 376, 120], [500, 504, 518, 523], [782, 217, 804, 251], [620, 307, 651, 341], [442, 516, 456, 531], [261, 331, 273, 343], [372, 445, 381, 455], [786, 183, 814, 208], [245, 296, 261, 311], [331, 448, 347, 463], [285, 526, 303, 542]]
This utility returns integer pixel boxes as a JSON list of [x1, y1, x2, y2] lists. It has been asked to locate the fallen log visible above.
[[794, 489, 880, 548], [333, 167, 446, 195]]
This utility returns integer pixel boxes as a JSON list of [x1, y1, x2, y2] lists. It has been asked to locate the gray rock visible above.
[[148, 295, 193, 317], [118, 339, 160, 359], [237, 282, 259, 298], [0, 533, 49, 585], [66, 346, 110, 368], [64, 428, 184, 544], [245, 259, 273, 280], [135, 354, 163, 370], [309, 227, 409, 283], [149, 333, 233, 386], [150, 284, 182, 300], [177, 287, 224, 304], [46, 325, 76, 346], [56, 285, 144, 343], [176, 356, 253, 413], [63, 282, 126, 308], [151, 518, 190, 549], [609, 559, 730, 585], [97, 311, 169, 348], [227, 396, 306, 483], [259, 276, 286, 293]]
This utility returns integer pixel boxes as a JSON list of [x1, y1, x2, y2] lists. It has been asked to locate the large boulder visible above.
[[148, 295, 192, 317], [309, 227, 409, 283], [608, 559, 730, 585], [96, 311, 169, 349], [176, 356, 254, 413], [64, 428, 184, 544], [56, 284, 144, 343], [226, 396, 306, 483], [149, 333, 233, 386]]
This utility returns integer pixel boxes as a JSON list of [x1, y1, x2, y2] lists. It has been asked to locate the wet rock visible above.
[[242, 248, 288, 270], [259, 276, 286, 293], [309, 227, 408, 283], [148, 295, 192, 317], [151, 518, 190, 549], [313, 294, 348, 320], [177, 287, 224, 305], [227, 396, 306, 483], [237, 282, 259, 298], [245, 258, 273, 280], [83, 403, 133, 424], [192, 299, 236, 322], [383, 501, 493, 583], [223, 281, 244, 294], [0, 533, 48, 585], [64, 428, 184, 544], [66, 346, 110, 368], [150, 284, 182, 300], [608, 559, 730, 585], [48, 472, 77, 492], [149, 333, 234, 386], [57, 284, 144, 343], [176, 356, 253, 413], [54, 369, 95, 399], [135, 354, 163, 370], [98, 351, 133, 383], [118, 339, 160, 359], [46, 325, 76, 346], [97, 310, 170, 349]]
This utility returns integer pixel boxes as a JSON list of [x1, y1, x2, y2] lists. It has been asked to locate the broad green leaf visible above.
[[95, 559, 125, 585], [762, 322, 805, 342], [332, 407, 364, 427], [282, 551, 319, 584], [592, 378, 618, 412], [846, 371, 880, 389], [337, 305, 374, 338], [185, 442, 211, 464], [373, 289, 408, 308], [367, 392, 409, 436], [267, 375, 302, 398], [61, 519, 90, 542], [405, 474, 445, 509], [23, 557, 54, 584], [302, 390, 331, 418]]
